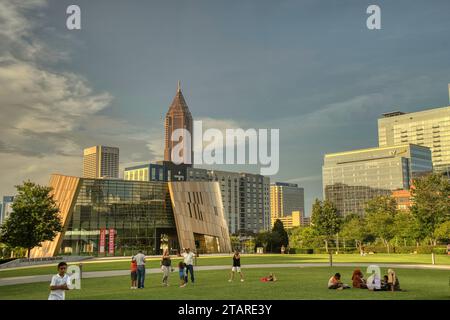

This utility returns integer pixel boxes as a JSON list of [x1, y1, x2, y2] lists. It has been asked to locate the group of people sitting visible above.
[[328, 268, 401, 291]]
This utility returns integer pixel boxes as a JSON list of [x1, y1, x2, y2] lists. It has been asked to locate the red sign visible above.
[[108, 228, 115, 255], [99, 228, 106, 254]]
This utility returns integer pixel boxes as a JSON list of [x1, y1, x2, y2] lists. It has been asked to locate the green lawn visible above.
[[1, 254, 449, 279], [1, 267, 449, 300]]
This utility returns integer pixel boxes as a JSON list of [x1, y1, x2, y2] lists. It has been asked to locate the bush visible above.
[[289, 246, 448, 254], [0, 258, 16, 265], [290, 248, 314, 254], [432, 247, 447, 255]]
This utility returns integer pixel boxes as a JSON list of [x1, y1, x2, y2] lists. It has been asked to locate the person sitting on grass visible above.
[[366, 271, 381, 291], [260, 273, 277, 282], [178, 261, 186, 288], [328, 273, 350, 290], [352, 269, 367, 289], [381, 275, 389, 291], [387, 269, 401, 291], [48, 262, 71, 300]]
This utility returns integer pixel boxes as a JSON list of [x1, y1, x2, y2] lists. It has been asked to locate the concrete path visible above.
[[1, 263, 449, 287]]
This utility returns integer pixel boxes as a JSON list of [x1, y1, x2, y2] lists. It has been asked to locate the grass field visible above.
[[1, 254, 449, 279], [1, 267, 449, 300]]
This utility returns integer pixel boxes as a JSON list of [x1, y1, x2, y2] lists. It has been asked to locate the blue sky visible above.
[[1, 0, 450, 214]]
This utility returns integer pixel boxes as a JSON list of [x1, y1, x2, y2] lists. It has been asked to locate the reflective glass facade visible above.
[[60, 179, 178, 256], [322, 144, 432, 216], [378, 106, 450, 176]]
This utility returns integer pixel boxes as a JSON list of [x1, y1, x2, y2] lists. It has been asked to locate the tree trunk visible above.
[[324, 240, 328, 253], [384, 240, 390, 254], [27, 248, 31, 259], [336, 233, 339, 254], [358, 241, 363, 256]]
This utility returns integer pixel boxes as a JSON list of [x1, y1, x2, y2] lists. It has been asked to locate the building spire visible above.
[[177, 80, 181, 93]]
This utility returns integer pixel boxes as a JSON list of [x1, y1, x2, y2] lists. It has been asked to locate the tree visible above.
[[411, 173, 450, 245], [311, 199, 341, 253], [255, 231, 271, 253], [392, 211, 421, 247], [289, 226, 323, 249], [0, 181, 62, 258], [340, 216, 368, 254], [365, 196, 397, 253], [434, 221, 450, 243], [230, 235, 240, 251], [271, 219, 289, 253]]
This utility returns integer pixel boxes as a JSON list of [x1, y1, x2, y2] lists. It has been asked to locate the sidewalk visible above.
[[1, 262, 449, 287]]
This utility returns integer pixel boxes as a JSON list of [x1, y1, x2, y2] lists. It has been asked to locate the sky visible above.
[[1, 0, 450, 215]]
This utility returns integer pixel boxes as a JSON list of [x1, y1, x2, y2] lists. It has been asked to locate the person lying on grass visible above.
[[260, 273, 277, 282]]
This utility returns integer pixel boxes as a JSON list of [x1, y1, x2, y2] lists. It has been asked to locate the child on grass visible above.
[[130, 256, 137, 289], [179, 261, 186, 287]]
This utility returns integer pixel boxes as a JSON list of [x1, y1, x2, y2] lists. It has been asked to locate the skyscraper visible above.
[[83, 145, 119, 179], [270, 182, 304, 227], [322, 144, 432, 216], [378, 106, 450, 176], [164, 81, 193, 166]]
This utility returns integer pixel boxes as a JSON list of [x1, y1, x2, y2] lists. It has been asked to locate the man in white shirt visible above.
[[182, 248, 195, 284], [134, 250, 146, 289], [48, 262, 71, 300]]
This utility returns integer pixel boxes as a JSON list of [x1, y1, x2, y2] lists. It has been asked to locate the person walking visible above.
[[161, 249, 172, 287], [228, 250, 244, 282], [134, 250, 146, 289], [182, 247, 195, 284]]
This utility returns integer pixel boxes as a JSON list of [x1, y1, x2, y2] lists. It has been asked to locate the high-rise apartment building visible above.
[[164, 81, 193, 165], [323, 144, 432, 216], [187, 168, 270, 235], [270, 182, 304, 227], [378, 106, 450, 176], [83, 146, 119, 179]]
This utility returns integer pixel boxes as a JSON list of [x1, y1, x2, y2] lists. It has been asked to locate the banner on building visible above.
[[99, 228, 106, 253], [108, 228, 115, 255]]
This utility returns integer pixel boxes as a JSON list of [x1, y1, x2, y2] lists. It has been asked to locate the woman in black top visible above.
[[161, 249, 172, 286], [228, 250, 244, 282]]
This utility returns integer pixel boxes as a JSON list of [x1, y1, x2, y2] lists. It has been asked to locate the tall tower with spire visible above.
[[164, 81, 193, 165]]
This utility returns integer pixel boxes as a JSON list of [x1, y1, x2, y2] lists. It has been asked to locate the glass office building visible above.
[[322, 144, 432, 216], [378, 106, 450, 177], [60, 178, 177, 256], [30, 174, 232, 258]]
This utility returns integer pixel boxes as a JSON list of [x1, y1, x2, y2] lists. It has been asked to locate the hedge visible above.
[[288, 246, 448, 255]]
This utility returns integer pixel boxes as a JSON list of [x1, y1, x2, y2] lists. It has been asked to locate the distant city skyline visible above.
[[1, 1, 450, 215]]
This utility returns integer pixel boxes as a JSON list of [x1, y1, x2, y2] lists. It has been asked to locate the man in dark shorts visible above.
[[228, 250, 244, 282]]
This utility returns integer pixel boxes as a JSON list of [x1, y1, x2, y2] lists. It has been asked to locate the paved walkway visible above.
[[1, 263, 449, 287]]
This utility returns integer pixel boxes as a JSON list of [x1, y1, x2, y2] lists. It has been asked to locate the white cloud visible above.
[[0, 1, 162, 196]]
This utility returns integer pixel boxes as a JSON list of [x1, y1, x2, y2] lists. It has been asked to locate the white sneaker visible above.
[[240, 279, 244, 282], [228, 279, 232, 282]]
